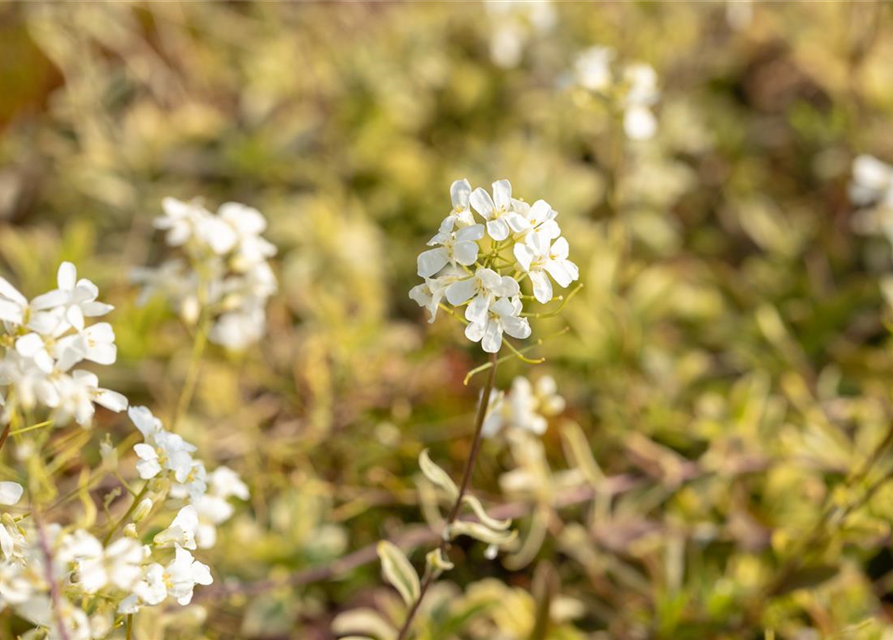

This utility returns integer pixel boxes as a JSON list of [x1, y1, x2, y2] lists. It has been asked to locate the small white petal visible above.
[[486, 218, 510, 241], [0, 481, 24, 506], [417, 248, 449, 278], [57, 262, 77, 290]]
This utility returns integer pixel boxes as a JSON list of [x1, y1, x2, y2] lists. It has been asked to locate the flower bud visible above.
[[132, 498, 153, 523], [100, 436, 118, 469], [123, 523, 138, 538]]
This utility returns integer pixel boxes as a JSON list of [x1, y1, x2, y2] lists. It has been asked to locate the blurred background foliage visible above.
[[3, 2, 893, 639]]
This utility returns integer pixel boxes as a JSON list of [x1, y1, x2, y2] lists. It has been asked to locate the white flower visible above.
[[470, 180, 528, 241], [218, 202, 277, 267], [0, 276, 28, 327], [155, 198, 207, 247], [68, 534, 143, 594], [15, 333, 54, 374], [573, 47, 660, 140], [409, 268, 465, 323], [850, 155, 893, 206], [574, 46, 615, 92], [142, 198, 277, 351], [53, 323, 117, 372], [194, 466, 249, 549], [514, 233, 579, 304], [465, 297, 531, 353], [120, 563, 167, 612], [167, 546, 212, 605], [0, 515, 27, 561], [130, 406, 197, 481], [118, 546, 212, 613], [0, 351, 59, 411], [483, 375, 565, 438], [172, 459, 208, 504], [154, 505, 199, 550], [53, 370, 128, 426], [207, 465, 249, 501], [29, 262, 113, 332], [622, 63, 659, 140], [512, 199, 560, 241], [439, 179, 476, 232], [417, 224, 485, 278], [486, 0, 556, 69], [208, 304, 267, 350], [446, 268, 521, 325]]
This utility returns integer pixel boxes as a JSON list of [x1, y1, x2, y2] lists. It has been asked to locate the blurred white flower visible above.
[[486, 0, 556, 69], [154, 505, 199, 550], [137, 198, 277, 350], [484, 375, 565, 437], [573, 46, 660, 140]]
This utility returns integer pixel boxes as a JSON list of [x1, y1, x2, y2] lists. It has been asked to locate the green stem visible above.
[[104, 484, 149, 545], [395, 351, 499, 640], [171, 313, 210, 432]]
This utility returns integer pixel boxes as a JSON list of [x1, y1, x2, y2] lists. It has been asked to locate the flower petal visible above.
[[417, 248, 449, 278]]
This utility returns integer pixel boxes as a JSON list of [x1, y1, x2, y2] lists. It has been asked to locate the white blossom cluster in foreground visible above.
[[410, 179, 579, 353], [132, 198, 277, 350], [0, 262, 127, 427], [0, 405, 248, 638], [573, 45, 660, 141], [483, 375, 566, 438]]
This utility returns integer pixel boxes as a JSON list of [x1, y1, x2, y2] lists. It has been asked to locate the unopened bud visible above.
[[100, 436, 118, 469], [132, 498, 153, 523]]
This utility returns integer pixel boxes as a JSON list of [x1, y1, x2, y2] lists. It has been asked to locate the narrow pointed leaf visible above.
[[419, 449, 459, 500], [377, 541, 421, 606]]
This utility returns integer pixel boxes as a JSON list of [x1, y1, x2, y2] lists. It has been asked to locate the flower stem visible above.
[[171, 313, 210, 432], [395, 351, 499, 640], [104, 483, 149, 545]]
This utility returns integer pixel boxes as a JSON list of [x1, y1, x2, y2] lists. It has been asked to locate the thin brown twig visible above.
[[33, 510, 72, 640], [395, 351, 498, 640]]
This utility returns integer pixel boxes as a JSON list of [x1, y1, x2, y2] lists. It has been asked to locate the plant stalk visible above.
[[395, 351, 499, 640]]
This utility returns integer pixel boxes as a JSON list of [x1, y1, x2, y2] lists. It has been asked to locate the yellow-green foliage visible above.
[[2, 2, 893, 639]]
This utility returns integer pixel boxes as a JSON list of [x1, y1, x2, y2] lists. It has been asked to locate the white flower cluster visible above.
[[0, 406, 248, 638], [0, 263, 127, 427], [485, 0, 556, 69], [410, 180, 579, 353], [133, 198, 277, 350], [573, 45, 660, 141], [483, 375, 565, 438]]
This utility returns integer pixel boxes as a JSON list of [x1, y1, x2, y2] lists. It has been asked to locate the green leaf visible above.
[[448, 521, 518, 547], [419, 449, 459, 500], [377, 541, 421, 607], [332, 608, 397, 640], [462, 494, 511, 531]]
